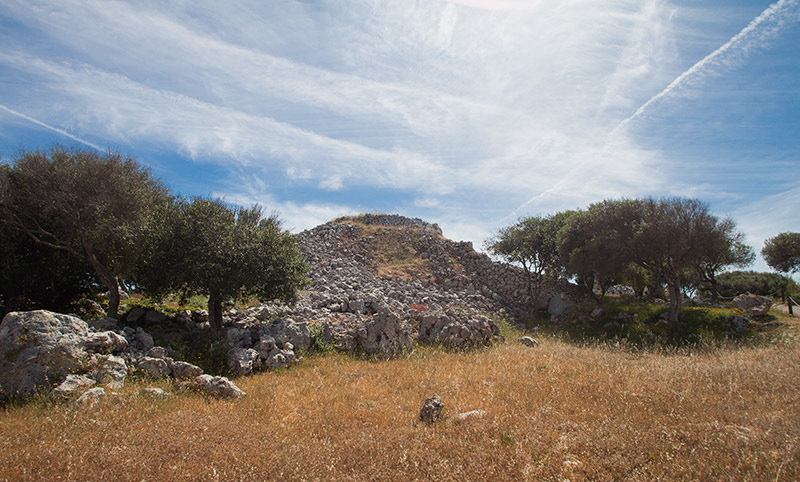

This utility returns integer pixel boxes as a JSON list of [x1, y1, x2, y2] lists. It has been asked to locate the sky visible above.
[[0, 0, 798, 273]]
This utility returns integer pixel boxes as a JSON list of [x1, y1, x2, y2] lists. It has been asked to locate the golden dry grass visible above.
[[3, 317, 800, 481]]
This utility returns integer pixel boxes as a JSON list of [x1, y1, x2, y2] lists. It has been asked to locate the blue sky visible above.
[[1, 0, 798, 273]]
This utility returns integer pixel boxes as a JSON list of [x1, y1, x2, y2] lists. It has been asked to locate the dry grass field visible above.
[[2, 314, 800, 481]]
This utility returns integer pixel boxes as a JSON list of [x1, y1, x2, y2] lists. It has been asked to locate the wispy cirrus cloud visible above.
[[0, 0, 797, 249]]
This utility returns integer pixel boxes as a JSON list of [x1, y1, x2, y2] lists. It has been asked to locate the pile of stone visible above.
[[0, 310, 244, 402]]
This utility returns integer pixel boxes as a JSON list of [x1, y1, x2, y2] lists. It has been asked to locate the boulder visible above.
[[134, 327, 155, 352], [259, 318, 310, 352], [226, 327, 252, 349], [254, 336, 276, 358], [0, 310, 89, 398], [136, 356, 170, 379], [144, 310, 166, 324], [548, 293, 575, 318], [140, 387, 170, 400], [89, 317, 119, 331], [146, 346, 167, 359], [262, 346, 295, 369], [417, 311, 498, 348], [227, 347, 259, 376], [194, 374, 246, 399], [723, 315, 751, 335], [455, 409, 486, 422], [83, 331, 129, 354], [168, 360, 203, 379], [356, 309, 413, 357], [419, 394, 444, 425], [89, 354, 128, 387], [733, 294, 772, 317], [76, 387, 106, 407], [51, 374, 96, 401], [126, 307, 146, 323]]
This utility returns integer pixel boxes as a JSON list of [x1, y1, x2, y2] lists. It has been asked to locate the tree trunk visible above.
[[208, 290, 223, 331], [522, 262, 533, 301], [83, 246, 121, 318], [789, 296, 794, 315], [709, 278, 719, 304], [667, 281, 682, 324]]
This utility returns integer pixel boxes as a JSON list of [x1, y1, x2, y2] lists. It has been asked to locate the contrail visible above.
[[0, 104, 106, 152], [501, 0, 800, 225], [610, 0, 800, 136]]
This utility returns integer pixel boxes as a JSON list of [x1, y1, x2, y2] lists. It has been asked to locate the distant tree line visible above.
[[488, 198, 799, 324], [0, 147, 308, 327]]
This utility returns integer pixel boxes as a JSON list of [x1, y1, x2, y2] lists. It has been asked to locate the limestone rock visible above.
[[259, 318, 310, 352], [417, 310, 498, 348], [548, 293, 576, 318], [134, 327, 155, 352], [89, 354, 128, 387], [83, 331, 129, 354], [455, 409, 486, 421], [356, 309, 413, 357], [168, 360, 203, 379], [227, 347, 259, 376], [136, 356, 170, 379], [76, 387, 106, 407], [733, 294, 772, 317], [262, 346, 295, 369], [195, 374, 246, 399], [723, 315, 751, 335], [0, 310, 89, 398], [51, 374, 96, 401], [419, 394, 444, 425], [140, 387, 170, 400]]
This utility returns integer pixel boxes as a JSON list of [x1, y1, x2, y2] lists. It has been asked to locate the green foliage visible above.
[[762, 232, 800, 274], [529, 297, 756, 350], [136, 197, 309, 330], [0, 227, 97, 316], [486, 211, 576, 299], [0, 147, 170, 317], [557, 201, 642, 302], [700, 271, 798, 300], [308, 323, 333, 353]]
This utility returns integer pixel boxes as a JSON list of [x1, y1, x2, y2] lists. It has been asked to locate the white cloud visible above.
[[0, 0, 797, 258]]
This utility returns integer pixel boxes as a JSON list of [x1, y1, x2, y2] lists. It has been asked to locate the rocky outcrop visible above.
[[194, 374, 246, 399], [415, 310, 498, 348], [733, 294, 772, 317], [0, 311, 90, 398], [0, 310, 204, 401], [419, 394, 444, 424]]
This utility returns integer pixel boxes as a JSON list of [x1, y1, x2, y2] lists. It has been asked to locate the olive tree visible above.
[[137, 197, 308, 330], [0, 147, 170, 317], [762, 232, 800, 313], [487, 212, 575, 301], [762, 233, 800, 274], [557, 200, 644, 304]]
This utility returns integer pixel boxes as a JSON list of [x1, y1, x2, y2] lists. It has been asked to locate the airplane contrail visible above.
[[501, 0, 800, 225], [610, 0, 800, 136], [0, 104, 106, 152]]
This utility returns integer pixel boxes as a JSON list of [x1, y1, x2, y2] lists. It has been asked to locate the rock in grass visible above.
[[519, 336, 539, 347], [194, 374, 246, 399], [455, 409, 486, 422], [51, 374, 96, 401], [168, 360, 203, 379], [733, 294, 772, 317], [76, 387, 106, 407], [0, 310, 89, 399], [419, 394, 444, 425], [140, 387, 170, 400]]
